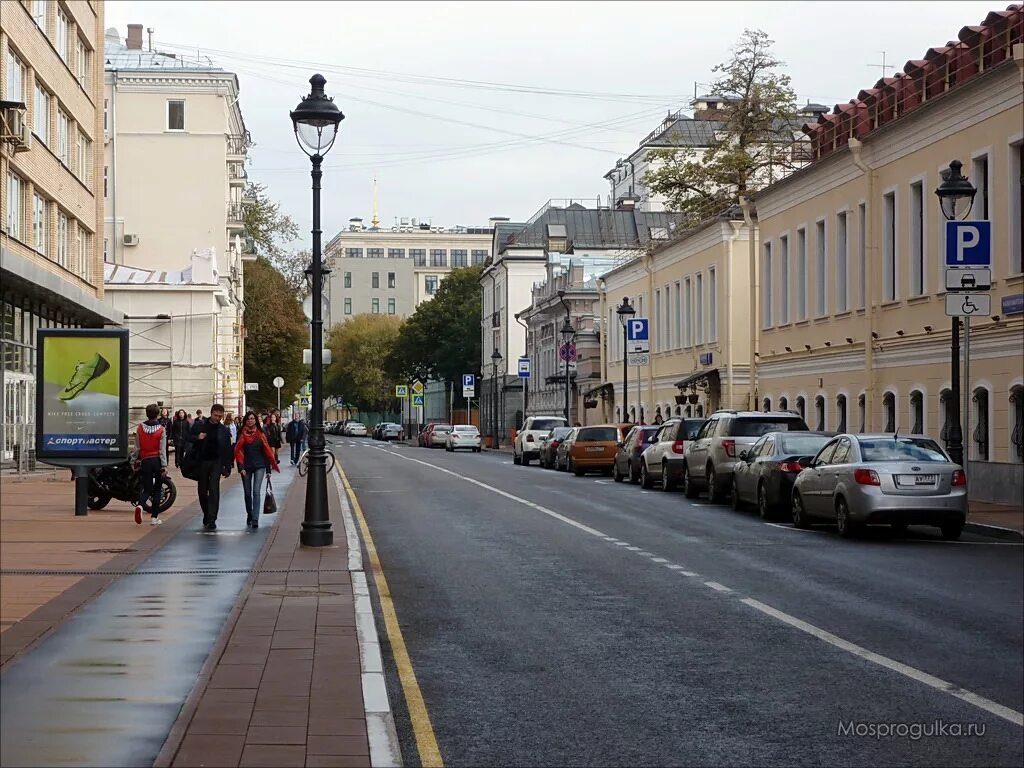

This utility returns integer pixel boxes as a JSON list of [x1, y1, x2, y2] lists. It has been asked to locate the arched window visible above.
[[655, 406, 663, 421], [763, 397, 771, 412], [836, 394, 847, 433], [675, 405, 682, 416], [639, 406, 645, 424], [629, 406, 636, 423], [972, 387, 989, 461], [779, 396, 788, 411], [883, 392, 896, 433], [1011, 385, 1024, 463], [695, 404, 704, 417], [815, 395, 826, 431], [858, 393, 866, 433], [910, 390, 924, 434], [615, 406, 621, 421], [685, 405, 692, 417], [939, 389, 955, 448], [796, 396, 806, 420]]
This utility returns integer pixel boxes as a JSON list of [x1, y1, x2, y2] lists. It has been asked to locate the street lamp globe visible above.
[[617, 296, 635, 326], [935, 159, 977, 221], [491, 349, 503, 368], [560, 317, 575, 340], [290, 74, 345, 157]]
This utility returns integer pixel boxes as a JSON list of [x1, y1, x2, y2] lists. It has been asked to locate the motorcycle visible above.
[[87, 461, 177, 512]]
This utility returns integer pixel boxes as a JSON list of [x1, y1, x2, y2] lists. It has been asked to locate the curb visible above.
[[963, 522, 1024, 542]]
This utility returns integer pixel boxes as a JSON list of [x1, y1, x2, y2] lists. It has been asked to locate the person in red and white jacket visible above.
[[133, 403, 168, 525]]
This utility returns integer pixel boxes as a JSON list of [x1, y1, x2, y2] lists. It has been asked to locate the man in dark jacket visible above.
[[286, 414, 308, 465], [190, 403, 233, 530]]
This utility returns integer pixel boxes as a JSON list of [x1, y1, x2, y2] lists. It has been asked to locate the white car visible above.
[[513, 415, 569, 465], [344, 422, 368, 437], [446, 425, 481, 452]]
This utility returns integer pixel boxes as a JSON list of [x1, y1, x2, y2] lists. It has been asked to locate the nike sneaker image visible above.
[[59, 353, 111, 400]]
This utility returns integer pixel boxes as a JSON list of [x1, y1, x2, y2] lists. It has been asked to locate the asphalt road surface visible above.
[[331, 437, 1023, 768]]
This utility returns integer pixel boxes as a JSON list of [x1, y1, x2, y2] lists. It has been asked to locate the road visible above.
[[331, 437, 1023, 768]]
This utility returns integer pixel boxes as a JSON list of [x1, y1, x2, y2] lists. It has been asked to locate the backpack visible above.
[[179, 439, 201, 481]]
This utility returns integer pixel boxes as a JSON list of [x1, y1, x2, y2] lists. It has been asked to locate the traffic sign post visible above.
[[626, 318, 650, 353], [627, 352, 650, 366], [558, 342, 577, 362], [412, 394, 424, 407], [272, 376, 284, 412], [945, 221, 992, 266], [395, 384, 408, 398], [517, 357, 531, 378], [944, 268, 991, 291], [411, 381, 424, 395], [945, 293, 991, 317], [462, 374, 475, 399]]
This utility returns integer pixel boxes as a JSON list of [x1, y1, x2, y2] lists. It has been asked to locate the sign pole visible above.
[[73, 465, 88, 516], [963, 316, 971, 480]]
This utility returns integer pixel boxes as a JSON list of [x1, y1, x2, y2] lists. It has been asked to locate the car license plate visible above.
[[586, 446, 604, 453], [898, 474, 936, 486]]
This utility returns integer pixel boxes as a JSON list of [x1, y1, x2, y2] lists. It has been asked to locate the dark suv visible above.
[[682, 410, 810, 503]]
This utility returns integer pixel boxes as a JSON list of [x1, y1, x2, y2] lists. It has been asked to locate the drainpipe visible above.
[[726, 220, 743, 410], [849, 138, 875, 430], [739, 196, 757, 409], [644, 251, 655, 416], [487, 267, 499, 447], [598, 280, 607, 420], [111, 70, 118, 264]]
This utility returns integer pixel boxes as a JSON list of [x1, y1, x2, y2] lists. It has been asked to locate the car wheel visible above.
[[836, 497, 859, 538], [522, 454, 531, 466], [613, 463, 624, 483], [891, 521, 909, 535], [940, 522, 963, 540], [661, 461, 675, 491], [569, 458, 582, 476], [706, 465, 722, 504], [683, 465, 699, 499], [730, 477, 743, 511], [640, 462, 653, 489], [629, 462, 639, 484], [513, 452, 521, 465], [757, 483, 774, 520], [791, 492, 811, 529]]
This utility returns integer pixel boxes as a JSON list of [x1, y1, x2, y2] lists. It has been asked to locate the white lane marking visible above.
[[614, 542, 630, 547], [764, 523, 827, 534], [624, 546, 642, 551], [594, 480, 611, 485], [740, 597, 1024, 727], [636, 551, 655, 557], [650, 557, 669, 564], [375, 446, 1024, 726], [665, 564, 685, 570]]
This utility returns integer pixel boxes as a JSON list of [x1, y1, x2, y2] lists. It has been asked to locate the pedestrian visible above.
[[190, 403, 233, 531], [133, 403, 168, 526], [286, 411, 308, 465], [158, 408, 171, 429], [170, 409, 191, 469], [234, 411, 280, 529], [225, 412, 237, 444], [194, 409, 205, 426], [263, 411, 283, 461]]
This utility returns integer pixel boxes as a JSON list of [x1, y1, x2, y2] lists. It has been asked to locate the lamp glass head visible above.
[[290, 74, 345, 157]]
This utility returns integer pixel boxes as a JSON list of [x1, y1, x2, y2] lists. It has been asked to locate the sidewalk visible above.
[[966, 500, 1024, 540]]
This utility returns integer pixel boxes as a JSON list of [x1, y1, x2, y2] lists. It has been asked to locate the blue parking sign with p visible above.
[[626, 318, 649, 341], [945, 221, 991, 267], [463, 374, 475, 388]]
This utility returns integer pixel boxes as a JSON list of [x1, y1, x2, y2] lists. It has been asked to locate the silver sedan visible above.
[[791, 434, 968, 539]]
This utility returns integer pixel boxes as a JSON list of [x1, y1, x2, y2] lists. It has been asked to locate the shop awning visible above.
[[674, 368, 720, 391]]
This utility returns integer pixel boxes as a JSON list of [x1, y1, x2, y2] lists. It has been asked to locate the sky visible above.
[[107, 0, 1001, 249]]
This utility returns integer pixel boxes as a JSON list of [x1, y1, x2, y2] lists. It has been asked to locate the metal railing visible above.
[[1, 422, 38, 475], [226, 135, 248, 156], [226, 202, 246, 223]]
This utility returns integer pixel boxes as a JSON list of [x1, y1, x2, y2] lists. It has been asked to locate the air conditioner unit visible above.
[[11, 117, 31, 154], [123, 234, 139, 246], [104, 131, 111, 145]]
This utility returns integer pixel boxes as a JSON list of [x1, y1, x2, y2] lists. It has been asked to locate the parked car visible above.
[[540, 427, 574, 469], [380, 423, 404, 441], [445, 424, 481, 452], [513, 415, 569, 465], [683, 410, 810, 503], [418, 421, 448, 447], [426, 424, 453, 448], [344, 422, 368, 437], [613, 425, 660, 484], [637, 418, 707, 490], [554, 427, 580, 471], [565, 424, 629, 476], [730, 431, 834, 519], [791, 434, 968, 539]]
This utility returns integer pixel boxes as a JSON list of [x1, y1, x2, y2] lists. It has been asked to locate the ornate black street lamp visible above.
[[491, 349, 503, 448], [616, 297, 635, 423], [291, 74, 344, 547], [935, 159, 977, 467]]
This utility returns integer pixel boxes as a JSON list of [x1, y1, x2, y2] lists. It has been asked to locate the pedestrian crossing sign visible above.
[[396, 385, 408, 398], [412, 394, 424, 407]]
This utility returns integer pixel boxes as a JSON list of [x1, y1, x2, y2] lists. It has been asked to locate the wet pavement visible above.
[[0, 465, 296, 768]]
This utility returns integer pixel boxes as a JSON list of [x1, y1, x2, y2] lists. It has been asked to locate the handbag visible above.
[[180, 440, 201, 481], [262, 476, 277, 515]]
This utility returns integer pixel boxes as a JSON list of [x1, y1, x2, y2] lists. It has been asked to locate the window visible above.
[[909, 182, 924, 296], [654, 290, 661, 352], [57, 109, 70, 164], [372, 272, 380, 289], [345, 248, 363, 258], [472, 249, 488, 265], [6, 173, 23, 240], [57, 8, 70, 63], [910, 390, 924, 434], [451, 249, 467, 267], [103, 166, 108, 197], [858, 393, 866, 433], [695, 273, 704, 344], [103, 237, 108, 261], [388, 248, 405, 259], [33, 83, 50, 145], [836, 394, 847, 433], [779, 396, 788, 411], [683, 278, 692, 346], [388, 272, 396, 289], [344, 298, 352, 315], [762, 242, 773, 328], [939, 389, 955, 447], [430, 249, 447, 267], [75, 37, 90, 90], [372, 298, 380, 314], [815, 220, 827, 316], [857, 203, 867, 308], [32, 0, 48, 29], [673, 282, 681, 347], [411, 249, 426, 266], [425, 275, 439, 295], [778, 236, 789, 323], [972, 154, 989, 221], [708, 268, 717, 342], [57, 212, 68, 268], [1011, 141, 1023, 275], [33, 194, 47, 255], [972, 387, 989, 461], [6, 48, 26, 106], [796, 228, 807, 320], [883, 392, 896, 433], [836, 212, 849, 312], [762, 397, 771, 413], [1011, 385, 1024, 463], [367, 248, 384, 259], [883, 191, 897, 301], [795, 395, 806, 421], [815, 395, 826, 431], [77, 131, 91, 184], [388, 298, 396, 315], [343, 271, 351, 288], [77, 229, 88, 277]]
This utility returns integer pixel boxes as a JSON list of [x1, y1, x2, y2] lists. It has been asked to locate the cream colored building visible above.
[[753, 9, 1023, 502], [1, 0, 121, 468], [102, 24, 250, 415]]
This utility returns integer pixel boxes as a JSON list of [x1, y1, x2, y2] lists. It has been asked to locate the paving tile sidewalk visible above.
[[165, 471, 372, 768], [966, 500, 1024, 538]]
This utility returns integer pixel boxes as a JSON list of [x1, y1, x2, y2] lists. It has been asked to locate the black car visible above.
[[612, 425, 660, 483], [730, 431, 834, 519]]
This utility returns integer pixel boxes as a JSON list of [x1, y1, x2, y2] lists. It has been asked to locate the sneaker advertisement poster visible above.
[[35, 328, 130, 462]]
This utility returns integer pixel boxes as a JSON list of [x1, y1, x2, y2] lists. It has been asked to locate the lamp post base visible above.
[[299, 445, 334, 548], [300, 523, 334, 547]]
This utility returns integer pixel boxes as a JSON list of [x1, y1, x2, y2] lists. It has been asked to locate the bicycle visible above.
[[297, 446, 336, 477]]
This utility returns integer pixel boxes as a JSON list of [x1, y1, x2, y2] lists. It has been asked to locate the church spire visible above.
[[370, 177, 380, 229]]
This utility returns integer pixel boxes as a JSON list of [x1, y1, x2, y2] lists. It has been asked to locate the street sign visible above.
[[244, 382, 259, 391], [411, 380, 424, 395], [412, 393, 424, 407], [300, 397, 310, 406], [945, 221, 992, 267], [1003, 294, 1024, 316], [558, 342, 577, 362], [627, 352, 650, 366], [462, 374, 475, 399], [699, 352, 713, 366], [272, 376, 284, 389], [518, 357, 531, 379], [395, 385, 408, 398], [944, 268, 991, 291], [945, 293, 992, 317], [302, 294, 330, 322], [303, 349, 332, 365], [626, 318, 650, 353]]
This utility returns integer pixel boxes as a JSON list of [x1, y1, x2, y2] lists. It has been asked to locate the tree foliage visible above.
[[324, 314, 404, 413], [643, 29, 798, 217], [242, 182, 310, 292], [243, 256, 309, 411]]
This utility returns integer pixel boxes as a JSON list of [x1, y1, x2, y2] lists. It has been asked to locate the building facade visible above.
[[753, 7, 1023, 502], [102, 24, 250, 416], [1, 0, 120, 469]]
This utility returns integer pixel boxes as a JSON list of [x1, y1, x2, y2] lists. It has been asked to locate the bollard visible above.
[[73, 465, 89, 516]]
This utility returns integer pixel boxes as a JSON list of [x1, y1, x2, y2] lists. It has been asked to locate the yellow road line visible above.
[[336, 462, 444, 768]]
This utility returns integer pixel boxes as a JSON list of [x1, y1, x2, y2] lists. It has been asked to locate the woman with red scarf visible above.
[[234, 411, 280, 528]]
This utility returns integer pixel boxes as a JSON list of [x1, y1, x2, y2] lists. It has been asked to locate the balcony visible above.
[[229, 163, 247, 186], [226, 202, 246, 232], [226, 135, 248, 158]]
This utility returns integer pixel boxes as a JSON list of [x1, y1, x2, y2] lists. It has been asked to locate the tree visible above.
[[324, 314, 404, 413], [242, 182, 310, 291], [643, 29, 798, 217], [243, 257, 309, 411]]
